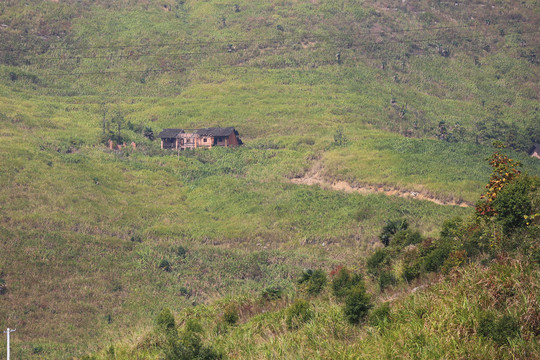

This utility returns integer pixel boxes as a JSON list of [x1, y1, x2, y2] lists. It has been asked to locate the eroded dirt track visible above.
[[290, 163, 472, 208]]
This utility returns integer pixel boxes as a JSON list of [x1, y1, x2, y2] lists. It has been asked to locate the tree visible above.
[[492, 175, 538, 235], [476, 146, 521, 218], [379, 219, 409, 247], [333, 127, 348, 146], [143, 126, 155, 141], [343, 283, 372, 324]]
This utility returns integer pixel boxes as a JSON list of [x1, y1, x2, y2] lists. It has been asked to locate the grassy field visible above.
[[0, 0, 539, 358]]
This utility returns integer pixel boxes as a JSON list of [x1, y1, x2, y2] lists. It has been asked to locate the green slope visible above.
[[0, 0, 539, 358]]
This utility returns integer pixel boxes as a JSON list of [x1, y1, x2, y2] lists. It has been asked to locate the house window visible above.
[[203, 138, 207, 142]]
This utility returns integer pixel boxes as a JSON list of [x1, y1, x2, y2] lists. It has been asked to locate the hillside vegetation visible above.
[[0, 0, 539, 358], [86, 153, 540, 359]]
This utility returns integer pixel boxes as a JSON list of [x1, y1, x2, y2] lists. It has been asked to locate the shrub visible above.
[[343, 284, 372, 324], [368, 302, 391, 327], [165, 321, 223, 360], [380, 219, 409, 247], [176, 246, 188, 258], [440, 217, 464, 242], [286, 299, 313, 330], [441, 250, 467, 274], [156, 308, 176, 335], [331, 268, 363, 299], [378, 271, 397, 291], [478, 312, 520, 345], [333, 126, 348, 146], [222, 304, 239, 325], [391, 229, 423, 248], [0, 279, 6, 295], [422, 245, 451, 273], [143, 126, 154, 141], [402, 262, 421, 282], [297, 269, 327, 296], [159, 259, 172, 272], [261, 285, 283, 301], [179, 287, 191, 297], [493, 175, 537, 235], [366, 248, 388, 276]]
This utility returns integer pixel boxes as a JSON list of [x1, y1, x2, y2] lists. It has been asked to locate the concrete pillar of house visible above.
[[161, 140, 164, 149]]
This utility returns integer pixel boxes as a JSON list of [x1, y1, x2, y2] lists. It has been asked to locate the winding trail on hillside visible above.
[[290, 162, 472, 208]]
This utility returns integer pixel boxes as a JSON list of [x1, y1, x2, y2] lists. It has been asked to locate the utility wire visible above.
[[33, 42, 540, 77], [0, 18, 533, 53], [13, 28, 539, 63]]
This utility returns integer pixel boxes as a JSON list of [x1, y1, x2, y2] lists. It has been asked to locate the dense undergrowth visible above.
[[0, 0, 539, 358], [85, 154, 540, 359]]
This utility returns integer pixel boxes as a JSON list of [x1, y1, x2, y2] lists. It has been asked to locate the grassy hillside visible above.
[[88, 254, 540, 360], [0, 0, 539, 358]]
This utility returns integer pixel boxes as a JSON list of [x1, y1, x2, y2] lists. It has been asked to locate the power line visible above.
[[0, 18, 533, 53], [12, 28, 539, 63], [30, 42, 540, 78]]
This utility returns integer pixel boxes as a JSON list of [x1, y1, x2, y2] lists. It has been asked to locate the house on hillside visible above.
[[157, 127, 242, 150], [529, 143, 540, 159]]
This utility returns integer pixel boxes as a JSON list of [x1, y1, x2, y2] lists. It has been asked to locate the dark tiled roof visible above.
[[195, 127, 235, 137], [157, 128, 184, 138]]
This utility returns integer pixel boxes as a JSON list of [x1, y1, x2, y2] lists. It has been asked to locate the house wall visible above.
[[226, 132, 239, 146], [161, 130, 239, 150], [198, 136, 213, 148], [161, 138, 177, 149]]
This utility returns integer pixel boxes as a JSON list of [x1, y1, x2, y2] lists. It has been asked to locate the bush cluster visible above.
[[222, 304, 239, 325], [155, 310, 222, 360], [331, 268, 363, 299], [297, 269, 327, 296], [478, 312, 520, 345], [261, 285, 283, 301], [343, 284, 372, 325], [286, 299, 313, 330]]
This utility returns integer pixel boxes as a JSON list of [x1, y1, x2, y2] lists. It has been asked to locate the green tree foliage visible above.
[[163, 318, 222, 360], [368, 302, 391, 327], [331, 267, 363, 299], [156, 308, 176, 336], [378, 271, 397, 291], [297, 269, 327, 296], [286, 299, 313, 330], [143, 126, 155, 141], [478, 312, 520, 345], [391, 229, 423, 248], [333, 126, 348, 146], [492, 175, 539, 235], [222, 304, 239, 325], [366, 248, 389, 276], [379, 219, 409, 247], [476, 148, 521, 218], [343, 283, 372, 325]]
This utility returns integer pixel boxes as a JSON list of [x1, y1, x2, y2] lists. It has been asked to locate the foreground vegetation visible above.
[[86, 153, 540, 359]]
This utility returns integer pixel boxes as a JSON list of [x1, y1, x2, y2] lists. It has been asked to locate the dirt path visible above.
[[290, 163, 472, 208]]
